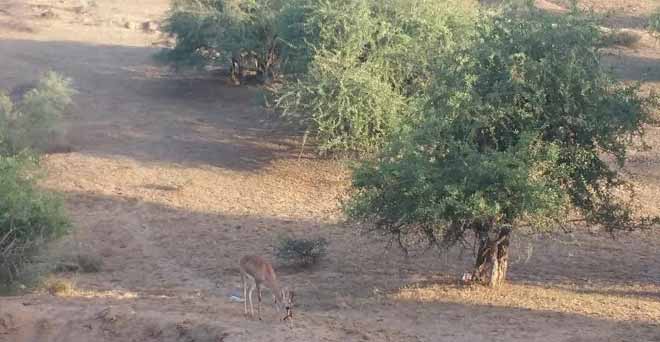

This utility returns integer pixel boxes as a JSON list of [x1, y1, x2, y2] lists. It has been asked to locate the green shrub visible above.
[[602, 29, 641, 47], [649, 8, 660, 35], [346, 3, 658, 286], [158, 0, 284, 82], [0, 71, 75, 155], [156, 0, 230, 69], [275, 236, 328, 266], [0, 154, 70, 289], [76, 254, 103, 273], [274, 0, 478, 153], [0, 72, 73, 291], [276, 59, 409, 153]]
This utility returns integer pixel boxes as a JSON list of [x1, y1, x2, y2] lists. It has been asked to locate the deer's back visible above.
[[240, 255, 277, 284]]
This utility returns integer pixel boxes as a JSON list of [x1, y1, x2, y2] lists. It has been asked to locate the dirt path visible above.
[[0, 1, 659, 342]]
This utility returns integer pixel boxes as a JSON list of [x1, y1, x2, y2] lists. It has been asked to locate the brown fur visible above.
[[239, 255, 292, 320]]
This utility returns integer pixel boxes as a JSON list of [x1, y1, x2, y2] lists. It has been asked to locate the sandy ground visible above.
[[0, 1, 659, 341]]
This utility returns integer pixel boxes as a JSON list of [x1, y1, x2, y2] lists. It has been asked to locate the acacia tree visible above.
[[345, 4, 659, 287], [275, 0, 478, 153]]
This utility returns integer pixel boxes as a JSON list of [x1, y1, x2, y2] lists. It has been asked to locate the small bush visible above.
[[0, 71, 75, 155], [41, 276, 75, 296], [650, 8, 660, 35], [0, 72, 73, 291], [0, 155, 70, 287], [76, 254, 102, 273], [275, 236, 328, 267], [602, 29, 641, 47], [52, 253, 102, 273], [158, 0, 283, 82]]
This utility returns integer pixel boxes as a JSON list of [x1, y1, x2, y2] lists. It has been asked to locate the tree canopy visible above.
[[345, 4, 658, 285]]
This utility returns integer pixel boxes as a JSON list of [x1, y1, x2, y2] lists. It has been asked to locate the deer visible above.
[[239, 255, 294, 321]]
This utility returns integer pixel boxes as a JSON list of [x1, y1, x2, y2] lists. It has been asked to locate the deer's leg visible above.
[[256, 283, 262, 320], [248, 284, 255, 317], [241, 273, 248, 316]]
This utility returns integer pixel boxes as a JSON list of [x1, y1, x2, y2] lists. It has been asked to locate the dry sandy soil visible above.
[[0, 0, 659, 341]]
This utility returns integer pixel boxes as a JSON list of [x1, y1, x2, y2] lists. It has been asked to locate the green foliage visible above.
[[0, 71, 75, 155], [0, 154, 70, 289], [0, 72, 73, 291], [275, 236, 328, 266], [275, 0, 478, 153], [157, 0, 237, 68], [276, 59, 409, 153], [346, 4, 658, 253], [159, 0, 478, 151], [649, 8, 660, 35], [158, 0, 284, 79]]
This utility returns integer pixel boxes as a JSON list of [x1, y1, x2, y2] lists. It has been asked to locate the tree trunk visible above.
[[472, 227, 511, 287], [230, 57, 241, 85], [257, 40, 278, 84], [230, 50, 243, 85]]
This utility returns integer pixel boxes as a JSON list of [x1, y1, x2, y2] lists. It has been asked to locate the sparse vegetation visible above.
[[0, 71, 75, 155], [649, 8, 660, 35], [41, 276, 75, 296], [52, 253, 102, 274], [158, 0, 285, 83], [602, 29, 642, 47], [0, 72, 73, 292], [76, 254, 103, 273], [0, 155, 70, 292], [275, 236, 328, 267]]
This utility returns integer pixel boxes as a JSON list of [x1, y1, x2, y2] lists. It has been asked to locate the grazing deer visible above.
[[239, 255, 294, 320]]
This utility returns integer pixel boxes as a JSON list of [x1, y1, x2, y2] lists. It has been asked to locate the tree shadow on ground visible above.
[[536, 0, 653, 30], [0, 38, 309, 172], [603, 52, 660, 82], [566, 287, 660, 301], [9, 188, 655, 340], [51, 190, 660, 310], [601, 13, 652, 30], [383, 295, 660, 342]]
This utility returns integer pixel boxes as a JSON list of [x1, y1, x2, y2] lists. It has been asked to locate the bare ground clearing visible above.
[[0, 1, 659, 341]]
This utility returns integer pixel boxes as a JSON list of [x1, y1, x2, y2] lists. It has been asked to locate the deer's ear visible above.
[[289, 290, 295, 300]]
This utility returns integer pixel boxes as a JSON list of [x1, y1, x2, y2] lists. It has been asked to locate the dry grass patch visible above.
[[61, 289, 139, 300], [392, 281, 660, 323], [40, 276, 137, 299], [41, 276, 76, 296]]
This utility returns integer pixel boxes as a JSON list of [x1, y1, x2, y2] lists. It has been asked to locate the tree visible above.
[[345, 4, 659, 287], [274, 0, 478, 153]]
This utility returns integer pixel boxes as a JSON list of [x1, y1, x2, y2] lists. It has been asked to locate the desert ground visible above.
[[0, 0, 659, 341]]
